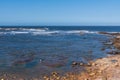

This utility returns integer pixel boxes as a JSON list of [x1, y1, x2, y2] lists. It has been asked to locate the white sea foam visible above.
[[0, 28, 99, 35], [1, 27, 119, 36], [32, 31, 60, 35], [10, 31, 29, 34], [65, 30, 98, 34]]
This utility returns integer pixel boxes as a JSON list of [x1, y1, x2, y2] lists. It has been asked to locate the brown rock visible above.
[[89, 73, 95, 76], [79, 63, 84, 66]]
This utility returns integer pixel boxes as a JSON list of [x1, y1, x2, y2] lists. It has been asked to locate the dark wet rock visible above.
[[72, 61, 92, 67], [51, 72, 59, 76], [110, 33, 120, 36], [99, 31, 120, 36], [99, 32, 110, 35], [86, 63, 92, 67], [72, 62, 78, 66], [107, 51, 120, 55], [72, 61, 82, 67]]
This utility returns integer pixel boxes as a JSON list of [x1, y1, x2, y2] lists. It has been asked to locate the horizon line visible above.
[[0, 25, 120, 27]]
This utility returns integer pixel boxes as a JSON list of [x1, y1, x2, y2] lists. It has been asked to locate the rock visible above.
[[114, 44, 120, 49], [113, 36, 120, 49], [89, 73, 95, 76], [79, 62, 84, 66], [52, 72, 58, 76], [99, 32, 109, 35], [92, 63, 96, 66], [107, 51, 120, 55], [72, 62, 89, 67], [115, 63, 119, 67], [72, 62, 77, 65], [86, 63, 92, 67], [12, 57, 34, 66], [72, 62, 78, 67], [98, 70, 102, 73]]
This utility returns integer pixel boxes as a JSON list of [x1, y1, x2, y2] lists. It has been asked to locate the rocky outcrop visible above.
[[113, 36, 120, 49]]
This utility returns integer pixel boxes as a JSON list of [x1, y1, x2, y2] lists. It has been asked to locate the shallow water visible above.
[[0, 26, 117, 78]]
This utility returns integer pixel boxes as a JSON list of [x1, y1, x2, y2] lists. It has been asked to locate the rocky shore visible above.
[[44, 55, 120, 80], [43, 33, 120, 80], [0, 32, 120, 80]]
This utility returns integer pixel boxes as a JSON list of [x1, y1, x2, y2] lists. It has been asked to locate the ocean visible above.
[[0, 26, 120, 79]]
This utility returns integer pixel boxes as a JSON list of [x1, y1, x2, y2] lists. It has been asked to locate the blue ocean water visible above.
[[0, 26, 119, 78]]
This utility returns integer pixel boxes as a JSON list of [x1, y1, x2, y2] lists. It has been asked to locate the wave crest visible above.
[[0, 27, 100, 35]]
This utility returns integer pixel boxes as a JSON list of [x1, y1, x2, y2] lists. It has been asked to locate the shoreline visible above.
[[44, 33, 120, 80], [44, 55, 120, 80], [0, 32, 120, 80]]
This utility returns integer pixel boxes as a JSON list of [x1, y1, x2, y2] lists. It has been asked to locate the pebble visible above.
[[92, 63, 96, 66], [52, 72, 58, 76], [98, 70, 102, 73], [72, 62, 77, 66], [89, 73, 95, 76], [87, 63, 91, 66], [79, 63, 84, 66]]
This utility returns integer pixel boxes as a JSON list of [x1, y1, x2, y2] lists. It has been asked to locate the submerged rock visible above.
[[72, 61, 92, 67], [12, 57, 34, 66], [72, 62, 78, 66], [107, 51, 120, 55], [11, 52, 36, 67]]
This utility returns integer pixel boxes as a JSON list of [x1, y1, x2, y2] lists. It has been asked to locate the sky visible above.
[[0, 0, 120, 26]]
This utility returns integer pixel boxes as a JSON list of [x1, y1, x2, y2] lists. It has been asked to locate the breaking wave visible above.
[[1, 27, 118, 36]]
